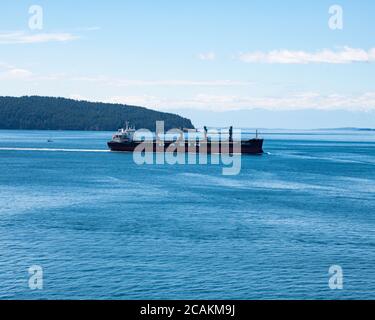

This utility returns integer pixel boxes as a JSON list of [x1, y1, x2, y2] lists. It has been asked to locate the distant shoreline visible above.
[[0, 127, 373, 132], [0, 96, 194, 132]]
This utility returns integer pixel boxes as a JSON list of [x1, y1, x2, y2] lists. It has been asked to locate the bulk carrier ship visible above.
[[107, 124, 264, 154]]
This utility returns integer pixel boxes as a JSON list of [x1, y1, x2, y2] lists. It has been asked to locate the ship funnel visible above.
[[204, 126, 208, 140]]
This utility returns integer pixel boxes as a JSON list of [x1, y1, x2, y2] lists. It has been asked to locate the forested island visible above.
[[0, 96, 194, 131]]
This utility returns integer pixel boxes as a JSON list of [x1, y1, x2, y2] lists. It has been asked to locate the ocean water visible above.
[[0, 129, 374, 300]]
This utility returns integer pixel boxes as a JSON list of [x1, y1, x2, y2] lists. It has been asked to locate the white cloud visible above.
[[197, 52, 216, 61], [4, 68, 33, 79], [239, 47, 375, 64], [0, 63, 33, 80], [191, 92, 375, 111], [0, 31, 79, 44], [73, 76, 253, 87], [101, 92, 375, 112], [106, 95, 159, 107], [0, 64, 254, 87]]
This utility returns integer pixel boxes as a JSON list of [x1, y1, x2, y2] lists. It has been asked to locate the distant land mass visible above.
[[0, 96, 194, 131]]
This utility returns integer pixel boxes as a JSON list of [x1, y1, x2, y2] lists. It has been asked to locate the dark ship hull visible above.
[[107, 139, 263, 155]]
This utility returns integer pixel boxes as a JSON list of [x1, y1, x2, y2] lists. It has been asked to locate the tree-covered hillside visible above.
[[0, 96, 194, 131]]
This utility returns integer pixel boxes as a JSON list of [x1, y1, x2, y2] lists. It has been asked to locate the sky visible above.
[[0, 0, 375, 128]]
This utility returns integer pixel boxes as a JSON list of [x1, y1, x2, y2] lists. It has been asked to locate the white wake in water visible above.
[[0, 147, 109, 153]]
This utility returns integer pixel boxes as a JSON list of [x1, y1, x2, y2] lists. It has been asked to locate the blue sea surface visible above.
[[0, 129, 374, 299]]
